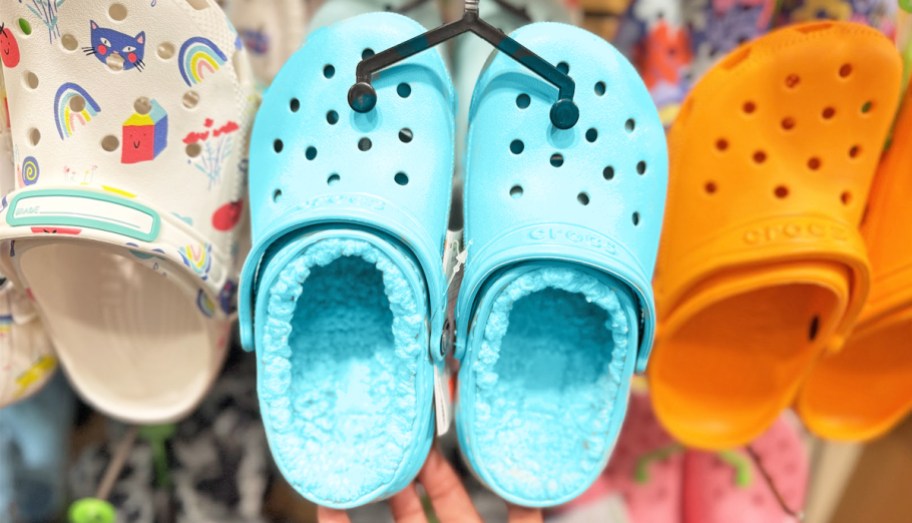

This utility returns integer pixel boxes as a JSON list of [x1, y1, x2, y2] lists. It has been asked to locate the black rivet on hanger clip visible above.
[[348, 0, 579, 129]]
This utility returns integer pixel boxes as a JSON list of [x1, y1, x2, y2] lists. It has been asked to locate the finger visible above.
[[388, 482, 428, 523], [317, 506, 351, 523], [417, 448, 482, 523], [507, 504, 544, 523]]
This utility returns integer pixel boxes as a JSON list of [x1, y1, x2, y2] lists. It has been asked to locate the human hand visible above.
[[317, 448, 543, 523]]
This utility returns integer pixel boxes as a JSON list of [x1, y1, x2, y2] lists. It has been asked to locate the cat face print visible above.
[[83, 21, 146, 72]]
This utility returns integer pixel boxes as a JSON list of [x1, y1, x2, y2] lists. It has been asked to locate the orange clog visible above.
[[797, 83, 912, 442], [649, 21, 902, 449]]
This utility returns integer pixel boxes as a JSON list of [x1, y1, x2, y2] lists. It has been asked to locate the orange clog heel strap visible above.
[[648, 21, 902, 450], [797, 82, 912, 442]]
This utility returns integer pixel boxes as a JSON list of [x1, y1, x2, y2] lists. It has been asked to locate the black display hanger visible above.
[[347, 0, 579, 129]]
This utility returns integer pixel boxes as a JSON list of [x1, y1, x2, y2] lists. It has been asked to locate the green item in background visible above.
[[140, 423, 177, 489], [68, 498, 116, 523]]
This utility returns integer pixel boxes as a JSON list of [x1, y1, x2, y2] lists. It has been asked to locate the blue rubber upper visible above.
[[456, 22, 668, 372], [240, 12, 455, 359]]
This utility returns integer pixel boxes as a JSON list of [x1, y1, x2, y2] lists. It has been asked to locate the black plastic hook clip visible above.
[[347, 0, 579, 130]]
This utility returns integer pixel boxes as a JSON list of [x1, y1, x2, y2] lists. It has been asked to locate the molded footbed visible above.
[[652, 262, 847, 448], [18, 242, 221, 423], [797, 315, 912, 441], [256, 237, 431, 508], [457, 265, 638, 506]]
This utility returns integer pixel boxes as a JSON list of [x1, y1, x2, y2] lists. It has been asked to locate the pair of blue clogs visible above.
[[238, 11, 668, 508]]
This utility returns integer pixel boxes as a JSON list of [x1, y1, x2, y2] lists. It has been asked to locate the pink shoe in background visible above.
[[598, 389, 685, 523], [684, 414, 808, 523]]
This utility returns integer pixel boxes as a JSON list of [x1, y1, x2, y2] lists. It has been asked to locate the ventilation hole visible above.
[[594, 81, 606, 96], [785, 74, 800, 89], [625, 118, 636, 132], [752, 150, 767, 164], [556, 61, 570, 74], [849, 145, 860, 158], [395, 172, 409, 185], [636, 161, 646, 175], [705, 181, 717, 194], [305, 146, 317, 160], [326, 110, 339, 124], [23, 71, 38, 90], [516, 93, 531, 109], [808, 157, 821, 170], [398, 128, 413, 143], [323, 65, 335, 78], [721, 46, 751, 70], [108, 3, 128, 20], [101, 134, 119, 152], [361, 48, 375, 59], [510, 140, 524, 155], [839, 63, 852, 78], [68, 94, 86, 112], [603, 166, 615, 180], [18, 18, 31, 35], [822, 107, 835, 119], [61, 33, 78, 51], [327, 173, 340, 185], [157, 42, 175, 60], [27, 128, 40, 146], [808, 316, 820, 341], [358, 137, 372, 151], [841, 191, 851, 205], [715, 138, 729, 151], [774, 185, 789, 198], [133, 97, 152, 115], [181, 91, 200, 110], [585, 128, 598, 143], [632, 212, 641, 226], [742, 101, 756, 114], [397, 83, 411, 98], [510, 185, 523, 198], [781, 117, 796, 130], [550, 153, 564, 167], [289, 98, 300, 112], [272, 189, 282, 202], [861, 101, 873, 114], [186, 143, 202, 158], [273, 139, 283, 153], [577, 192, 590, 206], [106, 53, 125, 72]]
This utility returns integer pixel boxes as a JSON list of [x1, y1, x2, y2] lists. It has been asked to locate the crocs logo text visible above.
[[742, 221, 850, 245], [299, 194, 386, 212], [529, 227, 618, 255]]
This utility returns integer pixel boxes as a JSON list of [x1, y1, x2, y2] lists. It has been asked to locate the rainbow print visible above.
[[179, 242, 213, 281], [178, 37, 227, 86], [54, 83, 101, 139]]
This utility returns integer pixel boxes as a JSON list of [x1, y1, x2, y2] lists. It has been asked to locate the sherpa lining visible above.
[[259, 238, 427, 505], [471, 266, 634, 501]]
